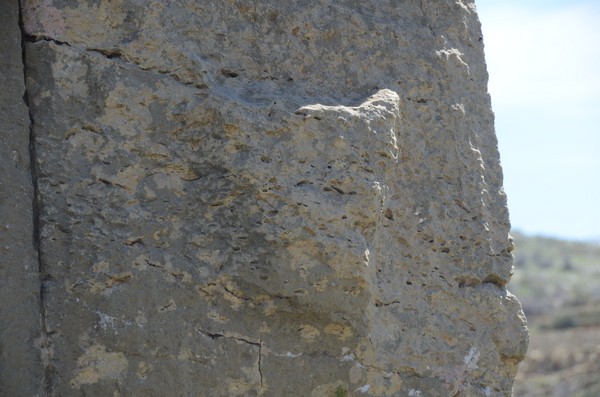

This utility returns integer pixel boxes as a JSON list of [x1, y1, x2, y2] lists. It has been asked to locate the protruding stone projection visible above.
[[12, 0, 528, 395]]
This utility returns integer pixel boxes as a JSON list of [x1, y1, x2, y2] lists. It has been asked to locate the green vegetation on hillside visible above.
[[509, 231, 600, 397], [509, 231, 600, 318]]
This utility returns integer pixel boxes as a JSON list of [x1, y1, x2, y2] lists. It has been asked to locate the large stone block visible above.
[[0, 1, 43, 395], [18, 0, 527, 395]]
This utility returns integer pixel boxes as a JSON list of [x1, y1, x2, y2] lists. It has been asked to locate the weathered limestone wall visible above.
[[3, 0, 527, 395]]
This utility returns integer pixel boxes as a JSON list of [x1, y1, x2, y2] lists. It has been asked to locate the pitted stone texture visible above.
[[21, 0, 527, 396]]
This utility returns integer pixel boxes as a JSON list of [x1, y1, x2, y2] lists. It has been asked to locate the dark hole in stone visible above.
[[221, 69, 239, 78]]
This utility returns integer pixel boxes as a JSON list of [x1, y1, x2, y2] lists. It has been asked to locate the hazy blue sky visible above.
[[476, 0, 600, 241]]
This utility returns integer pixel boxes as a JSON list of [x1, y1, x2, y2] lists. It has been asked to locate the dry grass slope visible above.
[[509, 232, 600, 397]]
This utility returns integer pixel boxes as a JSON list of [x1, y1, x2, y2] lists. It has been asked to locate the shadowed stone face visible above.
[[6, 0, 528, 395], [0, 2, 44, 396]]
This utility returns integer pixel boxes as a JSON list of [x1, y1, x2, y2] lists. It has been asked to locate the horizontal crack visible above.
[[456, 274, 506, 289], [24, 34, 208, 91], [195, 327, 261, 346], [232, 335, 262, 347], [374, 299, 401, 307], [86, 47, 208, 90], [338, 353, 429, 381], [87, 47, 122, 59], [24, 33, 71, 46]]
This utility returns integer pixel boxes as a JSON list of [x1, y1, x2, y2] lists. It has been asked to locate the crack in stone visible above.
[[419, 0, 437, 38], [337, 352, 431, 383], [222, 285, 252, 301], [374, 299, 401, 307], [86, 47, 208, 90], [195, 328, 263, 388], [23, 34, 208, 91], [87, 47, 122, 59], [23, 33, 71, 47], [17, 2, 53, 395], [258, 340, 264, 389]]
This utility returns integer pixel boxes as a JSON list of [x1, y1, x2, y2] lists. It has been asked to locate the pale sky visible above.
[[476, 0, 600, 241]]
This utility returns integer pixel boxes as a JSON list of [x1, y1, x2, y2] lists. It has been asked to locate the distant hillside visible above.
[[509, 231, 600, 397], [509, 230, 600, 319]]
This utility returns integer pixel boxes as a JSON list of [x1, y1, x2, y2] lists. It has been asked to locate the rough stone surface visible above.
[[13, 0, 528, 395], [0, 2, 44, 396]]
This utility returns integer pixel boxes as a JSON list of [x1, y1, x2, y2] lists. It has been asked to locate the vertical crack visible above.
[[258, 340, 264, 389], [17, 2, 53, 396], [419, 0, 437, 38]]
